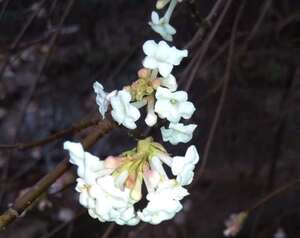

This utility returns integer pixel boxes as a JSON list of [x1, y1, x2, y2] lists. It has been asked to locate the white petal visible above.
[[160, 74, 177, 91], [158, 62, 173, 77], [110, 90, 140, 129], [171, 156, 185, 175], [63, 141, 85, 167], [165, 23, 176, 34], [161, 123, 197, 145], [155, 86, 172, 99], [178, 101, 196, 119], [143, 40, 157, 57], [143, 56, 158, 69], [149, 156, 167, 178], [172, 90, 188, 101], [185, 145, 200, 164], [151, 11, 160, 23]]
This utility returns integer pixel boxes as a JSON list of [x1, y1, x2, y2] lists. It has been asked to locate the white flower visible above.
[[90, 175, 140, 225], [171, 145, 199, 185], [143, 40, 188, 77], [154, 87, 195, 123], [114, 206, 140, 226], [149, 11, 176, 41], [110, 90, 141, 129], [93, 81, 116, 119], [64, 142, 140, 225], [137, 179, 188, 224], [63, 141, 109, 183], [75, 178, 96, 209], [161, 123, 197, 145], [160, 74, 178, 92], [64, 138, 200, 226]]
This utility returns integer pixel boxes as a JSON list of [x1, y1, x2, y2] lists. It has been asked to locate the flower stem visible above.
[[247, 177, 300, 213], [150, 69, 158, 80], [164, 0, 177, 22]]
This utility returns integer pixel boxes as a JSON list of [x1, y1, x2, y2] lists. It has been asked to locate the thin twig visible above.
[[128, 223, 148, 238], [14, 0, 75, 141], [186, 0, 225, 50], [182, 0, 233, 91], [266, 64, 299, 190], [0, 0, 76, 206], [193, 0, 246, 184], [247, 176, 300, 213], [0, 119, 117, 230], [101, 223, 115, 238], [0, 0, 9, 22], [0, 115, 100, 150], [0, 0, 48, 80], [240, 0, 273, 53]]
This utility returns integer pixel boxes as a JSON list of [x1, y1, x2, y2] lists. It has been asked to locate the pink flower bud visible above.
[[137, 68, 151, 78], [104, 156, 122, 169]]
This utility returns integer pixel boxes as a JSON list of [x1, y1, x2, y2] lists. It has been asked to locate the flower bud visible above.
[[137, 68, 151, 78], [104, 156, 122, 169]]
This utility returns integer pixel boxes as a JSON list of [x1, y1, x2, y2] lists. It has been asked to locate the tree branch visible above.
[[0, 115, 101, 150], [0, 119, 117, 230]]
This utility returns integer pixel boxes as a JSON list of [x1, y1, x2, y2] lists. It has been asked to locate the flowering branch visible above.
[[0, 0, 200, 229], [59, 0, 201, 226], [0, 119, 116, 230]]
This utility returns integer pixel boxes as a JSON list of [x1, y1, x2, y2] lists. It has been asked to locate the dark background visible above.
[[0, 0, 300, 237]]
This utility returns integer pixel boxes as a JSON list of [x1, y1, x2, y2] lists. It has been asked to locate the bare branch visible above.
[[0, 115, 101, 150]]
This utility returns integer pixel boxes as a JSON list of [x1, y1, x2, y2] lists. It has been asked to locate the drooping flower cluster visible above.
[[64, 137, 199, 225], [94, 38, 197, 144], [65, 0, 200, 226], [93, 0, 197, 144]]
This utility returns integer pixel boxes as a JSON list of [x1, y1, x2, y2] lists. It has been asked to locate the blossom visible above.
[[64, 138, 200, 225], [161, 123, 197, 145], [93, 81, 116, 119], [75, 178, 96, 210], [64, 141, 140, 225], [90, 176, 140, 225], [171, 145, 199, 185], [160, 74, 177, 92], [154, 87, 195, 123], [142, 40, 188, 77], [137, 179, 188, 224], [149, 11, 176, 41], [63, 141, 108, 183], [110, 90, 141, 129]]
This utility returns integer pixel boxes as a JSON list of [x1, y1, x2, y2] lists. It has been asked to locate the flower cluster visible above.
[[93, 0, 197, 144], [94, 38, 197, 144], [65, 0, 200, 226], [64, 137, 199, 225]]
